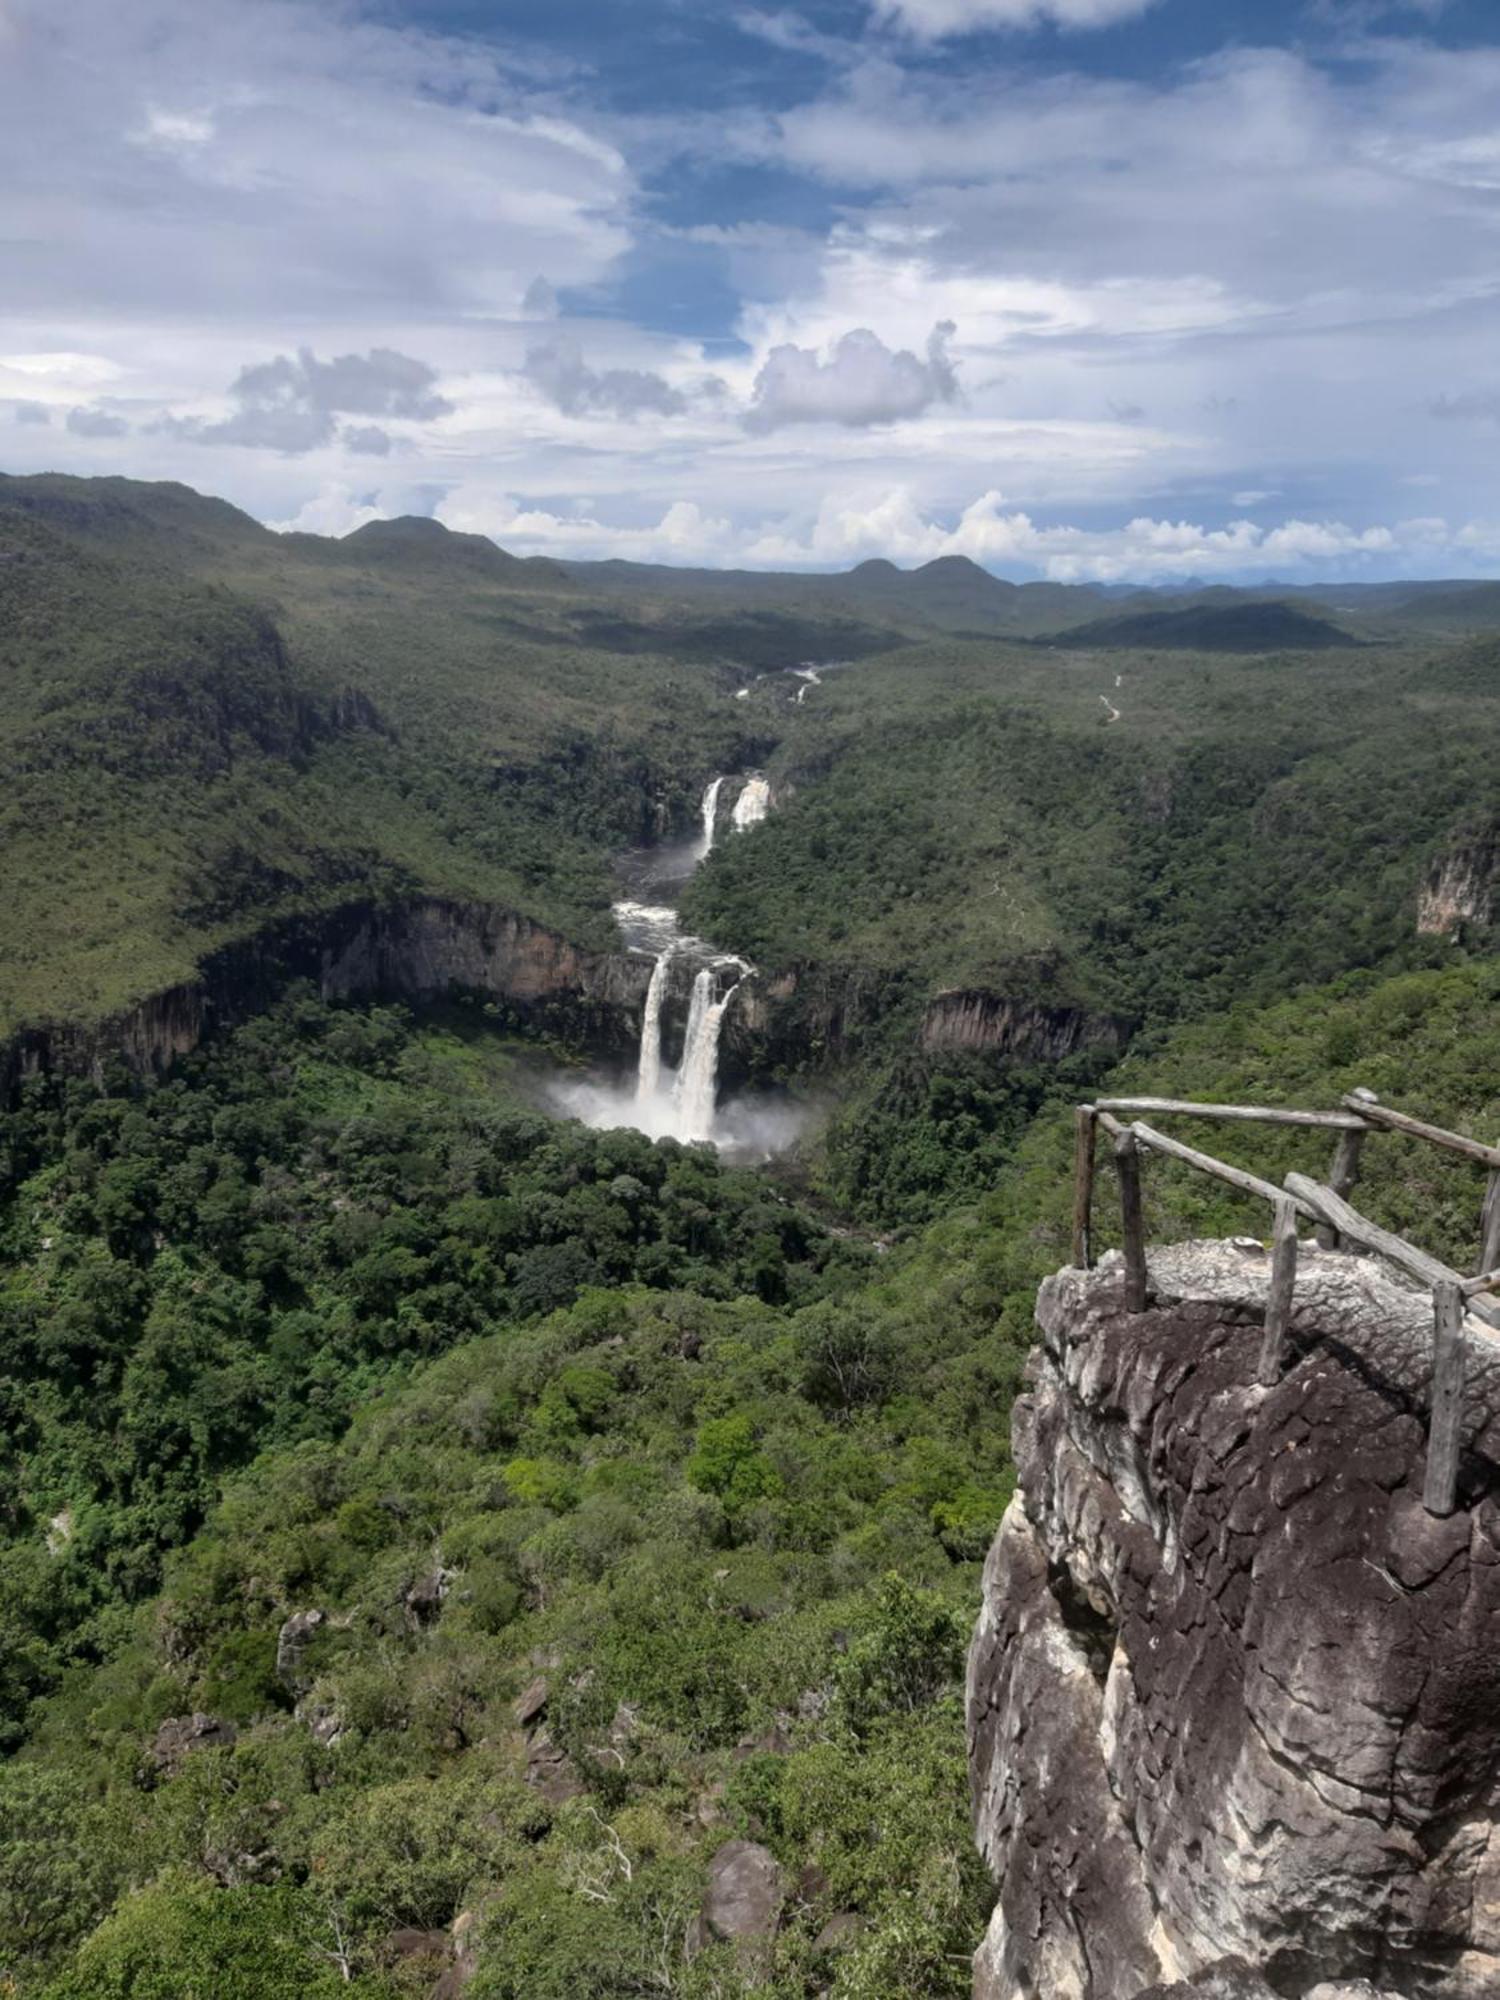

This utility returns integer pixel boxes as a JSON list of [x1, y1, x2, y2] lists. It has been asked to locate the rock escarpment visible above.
[[3, 896, 652, 1091], [1418, 823, 1499, 937], [919, 987, 1122, 1061], [968, 1242, 1500, 2000]]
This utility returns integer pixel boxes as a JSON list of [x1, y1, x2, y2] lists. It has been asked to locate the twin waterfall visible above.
[[623, 772, 768, 1145]]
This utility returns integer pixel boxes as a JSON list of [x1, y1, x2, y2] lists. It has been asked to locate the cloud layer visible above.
[[1, 0, 1498, 584]]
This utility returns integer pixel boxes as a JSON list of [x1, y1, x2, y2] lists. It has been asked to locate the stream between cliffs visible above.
[[546, 770, 809, 1160]]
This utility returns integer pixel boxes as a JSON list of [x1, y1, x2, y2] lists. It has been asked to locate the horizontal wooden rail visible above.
[[1096, 1096, 1367, 1132], [1340, 1096, 1500, 1170], [1072, 1089, 1500, 1518], [1131, 1121, 1310, 1212], [1282, 1176, 1500, 1330]]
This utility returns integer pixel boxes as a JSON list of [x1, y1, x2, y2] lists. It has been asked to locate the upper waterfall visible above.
[[697, 775, 727, 858], [731, 775, 771, 830]]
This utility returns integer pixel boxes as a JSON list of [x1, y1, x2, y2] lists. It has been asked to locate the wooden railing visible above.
[[1071, 1091, 1500, 1517]]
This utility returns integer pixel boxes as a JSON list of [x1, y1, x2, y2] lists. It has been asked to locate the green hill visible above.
[[1053, 598, 1358, 651]]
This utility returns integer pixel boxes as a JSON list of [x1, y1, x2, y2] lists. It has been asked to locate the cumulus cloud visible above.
[[167, 347, 451, 455], [872, 0, 1161, 36], [65, 405, 128, 437], [742, 485, 1445, 581], [746, 321, 957, 431], [10, 399, 50, 425], [522, 337, 687, 419]]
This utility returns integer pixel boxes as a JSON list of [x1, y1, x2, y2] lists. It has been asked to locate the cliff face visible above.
[[4, 897, 653, 1091], [919, 987, 1121, 1062], [968, 1242, 1500, 2000], [1418, 824, 1499, 936]]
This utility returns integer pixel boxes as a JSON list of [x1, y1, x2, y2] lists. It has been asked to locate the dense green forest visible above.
[[5, 959, 1500, 1996], [3, 474, 1500, 1997]]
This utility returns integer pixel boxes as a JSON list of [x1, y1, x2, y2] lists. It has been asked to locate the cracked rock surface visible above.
[[967, 1242, 1500, 2000]]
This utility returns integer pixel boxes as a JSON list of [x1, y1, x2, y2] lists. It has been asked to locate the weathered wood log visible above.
[[1095, 1096, 1365, 1131], [1462, 1265, 1500, 1298], [1258, 1199, 1299, 1387], [1423, 1280, 1467, 1518], [1283, 1174, 1500, 1329], [1114, 1131, 1148, 1313], [1479, 1169, 1500, 1280], [1094, 1110, 1126, 1140], [1317, 1085, 1376, 1250], [1340, 1095, 1500, 1170], [1072, 1107, 1097, 1270], [1129, 1121, 1296, 1211]]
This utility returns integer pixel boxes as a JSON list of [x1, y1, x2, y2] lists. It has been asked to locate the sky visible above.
[[2, 0, 1500, 582]]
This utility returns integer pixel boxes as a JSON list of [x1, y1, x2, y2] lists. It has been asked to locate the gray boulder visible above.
[[149, 1712, 237, 1773], [685, 1838, 784, 1971]]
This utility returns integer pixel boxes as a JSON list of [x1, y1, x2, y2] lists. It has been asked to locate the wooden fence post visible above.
[[1423, 1280, 1466, 1518], [1072, 1108, 1097, 1270], [1258, 1198, 1298, 1386], [1114, 1131, 1148, 1313], [1478, 1169, 1500, 1280], [1317, 1085, 1376, 1251]]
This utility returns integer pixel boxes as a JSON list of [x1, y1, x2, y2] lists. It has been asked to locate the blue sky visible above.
[[2, 0, 1499, 580]]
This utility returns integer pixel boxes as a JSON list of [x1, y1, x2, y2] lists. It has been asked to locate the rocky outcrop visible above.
[[149, 1713, 237, 1773], [919, 987, 1122, 1061], [685, 1839, 785, 1972], [968, 1241, 1500, 2000], [724, 964, 1121, 1086], [3, 896, 654, 1093], [1418, 824, 1499, 937]]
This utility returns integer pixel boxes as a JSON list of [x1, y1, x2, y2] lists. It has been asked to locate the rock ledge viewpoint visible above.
[[967, 1242, 1500, 2000]]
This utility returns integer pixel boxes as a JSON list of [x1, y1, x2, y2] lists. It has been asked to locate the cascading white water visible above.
[[672, 960, 748, 1142], [635, 947, 673, 1103], [698, 776, 727, 857], [731, 775, 771, 830]]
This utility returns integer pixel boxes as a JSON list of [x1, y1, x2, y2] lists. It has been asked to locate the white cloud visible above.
[[872, 0, 1160, 37], [434, 488, 736, 562], [0, 0, 632, 327], [746, 321, 957, 430], [268, 485, 387, 538], [740, 486, 1459, 581]]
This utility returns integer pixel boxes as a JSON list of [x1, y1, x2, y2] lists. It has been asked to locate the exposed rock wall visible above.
[[968, 1242, 1500, 2000], [919, 987, 1122, 1061], [3, 896, 652, 1092], [1418, 823, 1499, 936]]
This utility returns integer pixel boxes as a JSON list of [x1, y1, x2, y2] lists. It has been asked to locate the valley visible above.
[[2, 474, 1500, 1998]]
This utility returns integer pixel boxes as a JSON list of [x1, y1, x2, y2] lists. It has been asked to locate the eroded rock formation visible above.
[[1418, 822, 1499, 937], [968, 1242, 1500, 2000], [919, 987, 1122, 1061], [3, 896, 653, 1091]]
